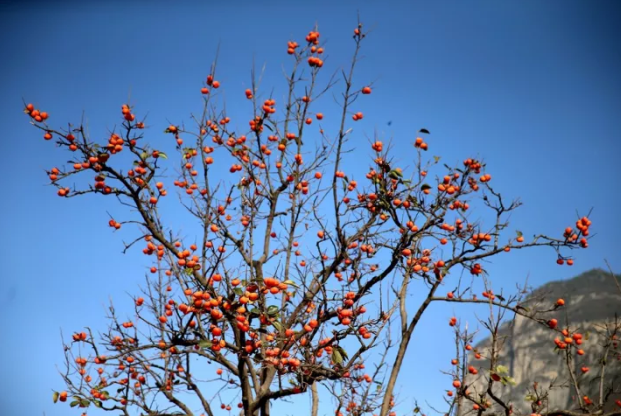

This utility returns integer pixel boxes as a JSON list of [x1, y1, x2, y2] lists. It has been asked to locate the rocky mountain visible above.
[[461, 268, 621, 415]]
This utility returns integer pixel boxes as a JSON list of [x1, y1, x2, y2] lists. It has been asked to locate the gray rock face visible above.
[[460, 269, 621, 415]]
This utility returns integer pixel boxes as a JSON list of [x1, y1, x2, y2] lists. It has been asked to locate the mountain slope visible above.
[[461, 269, 621, 415]]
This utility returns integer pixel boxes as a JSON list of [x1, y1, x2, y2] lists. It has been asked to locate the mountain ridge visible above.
[[462, 268, 621, 415]]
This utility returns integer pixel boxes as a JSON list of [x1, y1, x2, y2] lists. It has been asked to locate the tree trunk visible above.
[[311, 382, 319, 416], [379, 286, 438, 416]]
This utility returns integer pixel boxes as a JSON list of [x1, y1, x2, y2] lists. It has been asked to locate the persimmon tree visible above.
[[27, 21, 609, 416]]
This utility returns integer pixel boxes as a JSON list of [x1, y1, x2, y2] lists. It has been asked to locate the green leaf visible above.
[[332, 349, 343, 364], [198, 340, 213, 349], [421, 184, 432, 191], [388, 169, 402, 180], [140, 152, 148, 160], [272, 320, 284, 333], [496, 365, 509, 374], [52, 392, 59, 403], [249, 307, 260, 315], [158, 151, 168, 159], [70, 400, 79, 408], [267, 305, 279, 316], [501, 376, 517, 386], [336, 346, 349, 361], [283, 279, 298, 288], [413, 406, 420, 414], [433, 156, 441, 163], [233, 288, 244, 296], [516, 230, 523, 237], [93, 400, 102, 408]]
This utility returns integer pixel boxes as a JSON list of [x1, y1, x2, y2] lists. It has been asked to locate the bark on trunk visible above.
[[379, 285, 438, 416], [311, 382, 319, 416]]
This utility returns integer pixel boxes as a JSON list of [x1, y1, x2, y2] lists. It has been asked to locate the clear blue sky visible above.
[[1, 1, 620, 416]]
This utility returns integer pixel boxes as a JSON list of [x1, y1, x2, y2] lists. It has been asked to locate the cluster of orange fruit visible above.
[[72, 332, 88, 342], [286, 40, 299, 54], [351, 111, 364, 121], [336, 292, 366, 328], [121, 104, 136, 122], [470, 263, 483, 275], [469, 232, 492, 246], [556, 216, 591, 265], [463, 158, 482, 173], [25, 103, 48, 123], [571, 217, 591, 243], [206, 75, 220, 89], [479, 173, 492, 183], [263, 277, 288, 294], [414, 136, 429, 151], [262, 99, 276, 115], [305, 30, 320, 44], [371, 141, 383, 152], [438, 173, 461, 194], [305, 32, 324, 67], [107, 219, 121, 230]]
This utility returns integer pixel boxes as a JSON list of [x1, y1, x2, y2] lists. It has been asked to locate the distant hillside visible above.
[[461, 269, 621, 415]]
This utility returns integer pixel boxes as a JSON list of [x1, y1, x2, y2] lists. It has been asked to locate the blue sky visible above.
[[1, 1, 620, 416]]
